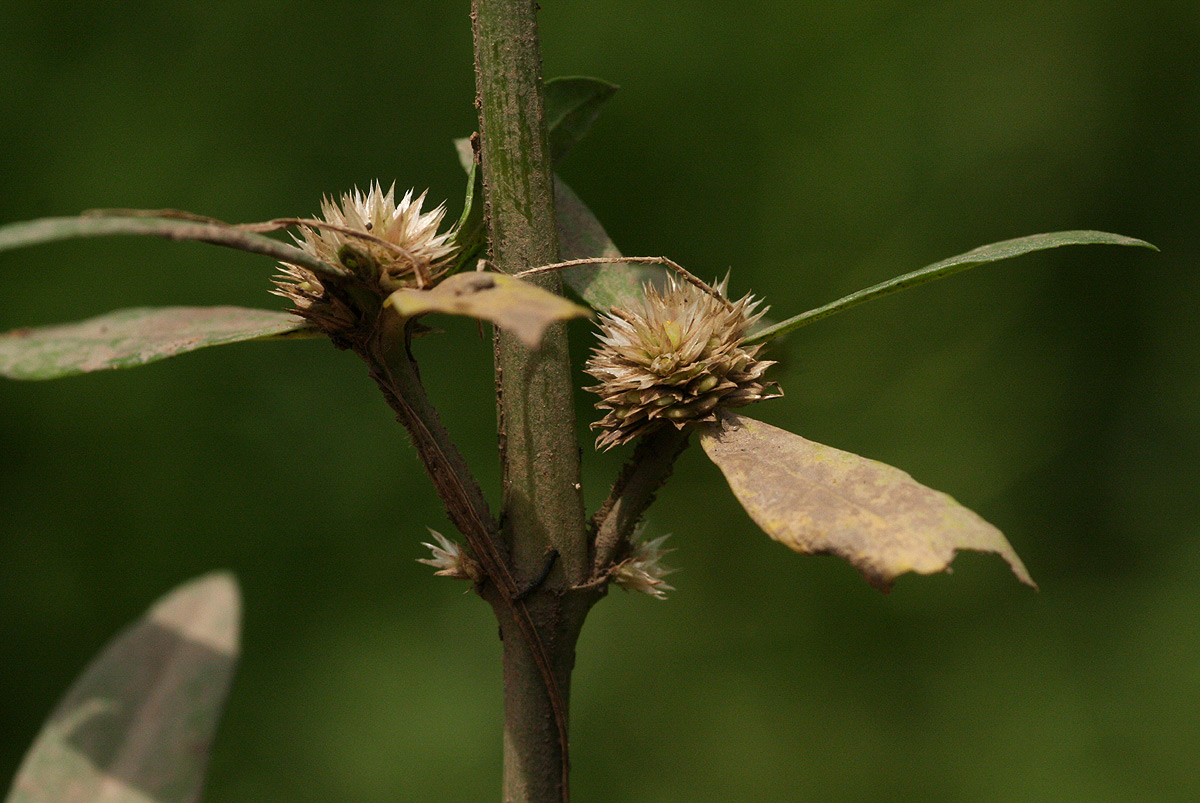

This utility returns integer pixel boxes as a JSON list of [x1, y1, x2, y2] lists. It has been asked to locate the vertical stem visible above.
[[471, 1, 591, 802]]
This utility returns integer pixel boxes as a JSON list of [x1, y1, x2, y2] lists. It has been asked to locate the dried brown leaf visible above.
[[386, 271, 589, 348], [699, 412, 1035, 591]]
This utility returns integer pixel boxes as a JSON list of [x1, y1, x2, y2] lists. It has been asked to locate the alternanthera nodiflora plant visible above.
[[0, 4, 1156, 803]]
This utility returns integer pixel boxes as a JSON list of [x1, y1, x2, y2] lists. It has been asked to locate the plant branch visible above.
[[356, 312, 578, 803], [357, 315, 499, 555], [590, 427, 691, 576]]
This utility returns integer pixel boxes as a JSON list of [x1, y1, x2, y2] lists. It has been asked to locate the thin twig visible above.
[[590, 426, 692, 577], [514, 256, 735, 311], [360, 315, 573, 803]]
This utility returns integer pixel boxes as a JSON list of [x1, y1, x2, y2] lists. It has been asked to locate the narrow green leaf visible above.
[[699, 412, 1035, 592], [387, 271, 590, 348], [554, 177, 664, 311], [746, 230, 1157, 345], [544, 76, 619, 163], [0, 216, 346, 280], [447, 159, 486, 276], [5, 573, 241, 803], [0, 306, 314, 380]]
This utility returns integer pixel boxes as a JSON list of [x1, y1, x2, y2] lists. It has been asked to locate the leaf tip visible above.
[[148, 571, 242, 657]]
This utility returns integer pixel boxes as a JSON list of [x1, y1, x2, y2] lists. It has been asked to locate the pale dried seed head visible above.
[[584, 276, 782, 449], [299, 182, 457, 289], [612, 533, 677, 599], [273, 182, 458, 333]]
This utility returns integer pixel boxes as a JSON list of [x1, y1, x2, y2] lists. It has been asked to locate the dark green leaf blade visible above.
[[554, 177, 664, 311], [699, 412, 1035, 591], [0, 306, 314, 380], [746, 230, 1157, 345], [0, 216, 346, 279], [544, 76, 619, 163], [5, 573, 241, 803]]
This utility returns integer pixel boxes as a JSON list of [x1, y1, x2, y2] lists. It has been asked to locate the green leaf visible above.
[[544, 76, 619, 163], [699, 412, 1035, 592], [386, 271, 590, 349], [746, 230, 1157, 345], [554, 177, 664, 311], [0, 306, 314, 380], [0, 215, 347, 280], [5, 573, 241, 803], [447, 159, 486, 276]]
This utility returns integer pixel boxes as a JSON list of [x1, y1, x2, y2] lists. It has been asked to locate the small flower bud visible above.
[[612, 534, 677, 599], [417, 529, 483, 583]]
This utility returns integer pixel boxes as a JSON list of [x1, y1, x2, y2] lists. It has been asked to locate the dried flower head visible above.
[[301, 182, 456, 289], [273, 182, 457, 333], [271, 261, 359, 334], [585, 276, 781, 449], [417, 529, 483, 583], [612, 534, 676, 599]]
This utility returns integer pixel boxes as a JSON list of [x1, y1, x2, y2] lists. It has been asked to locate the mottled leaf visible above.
[[544, 76, 619, 163], [0, 215, 346, 280], [0, 306, 314, 380], [746, 230, 1157, 345], [699, 412, 1035, 591], [5, 573, 241, 803], [387, 271, 590, 348], [554, 177, 664, 311]]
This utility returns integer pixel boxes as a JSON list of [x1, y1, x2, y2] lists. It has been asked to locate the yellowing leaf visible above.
[[699, 413, 1035, 591], [386, 271, 589, 348], [5, 573, 240, 803]]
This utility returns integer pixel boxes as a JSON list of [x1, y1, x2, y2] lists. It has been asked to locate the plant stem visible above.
[[472, 1, 591, 801]]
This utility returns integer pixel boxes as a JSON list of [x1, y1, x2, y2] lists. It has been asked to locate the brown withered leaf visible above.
[[386, 271, 590, 348], [699, 412, 1035, 591], [5, 573, 240, 803]]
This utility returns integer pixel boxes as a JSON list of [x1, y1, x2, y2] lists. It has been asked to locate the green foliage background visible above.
[[1, 2, 1196, 801]]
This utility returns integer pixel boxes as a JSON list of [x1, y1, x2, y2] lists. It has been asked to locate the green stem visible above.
[[472, 1, 591, 801]]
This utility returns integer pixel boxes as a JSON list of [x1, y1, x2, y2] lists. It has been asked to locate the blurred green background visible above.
[[2, 1, 1197, 801]]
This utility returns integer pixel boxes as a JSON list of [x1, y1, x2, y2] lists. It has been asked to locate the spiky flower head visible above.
[[417, 529, 483, 583], [273, 182, 457, 333], [612, 534, 677, 599], [585, 276, 781, 450]]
